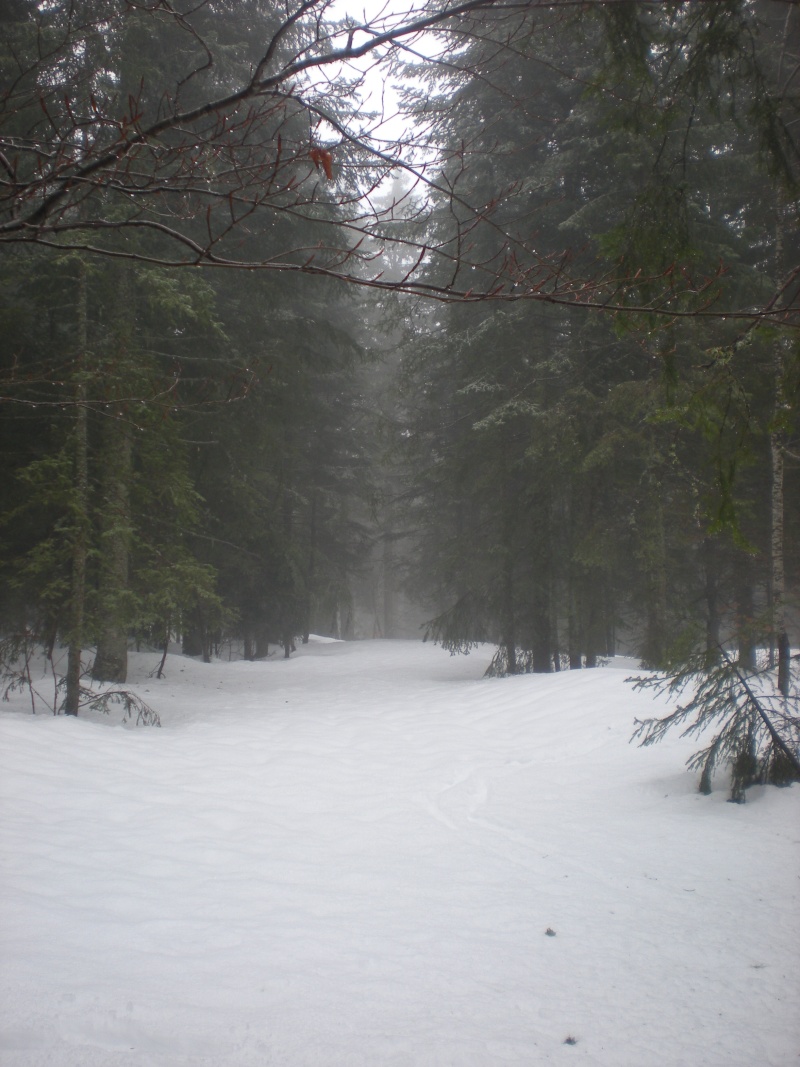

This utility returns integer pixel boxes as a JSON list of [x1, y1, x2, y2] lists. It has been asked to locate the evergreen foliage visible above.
[[631, 648, 800, 802], [395, 0, 798, 690], [0, 0, 797, 768]]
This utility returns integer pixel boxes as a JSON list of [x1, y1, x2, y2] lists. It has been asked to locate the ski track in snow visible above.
[[0, 639, 798, 1067]]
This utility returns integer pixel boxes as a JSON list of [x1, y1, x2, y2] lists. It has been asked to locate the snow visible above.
[[1, 638, 798, 1067]]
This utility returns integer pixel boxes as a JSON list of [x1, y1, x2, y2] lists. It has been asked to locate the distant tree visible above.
[[396, 0, 798, 675], [1, 0, 797, 726], [182, 264, 373, 660]]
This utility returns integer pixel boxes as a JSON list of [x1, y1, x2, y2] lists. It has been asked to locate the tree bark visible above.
[[640, 485, 668, 669], [64, 258, 91, 716], [91, 415, 133, 681], [92, 263, 136, 681], [500, 465, 517, 674], [302, 493, 317, 644], [702, 536, 721, 661], [530, 487, 553, 674], [734, 553, 757, 671], [770, 187, 792, 696], [383, 531, 396, 640], [771, 397, 789, 695]]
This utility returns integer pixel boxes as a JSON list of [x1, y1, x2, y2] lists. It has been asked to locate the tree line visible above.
[[0, 0, 797, 735], [392, 0, 798, 688]]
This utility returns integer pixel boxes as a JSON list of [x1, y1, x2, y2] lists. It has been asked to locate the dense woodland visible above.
[[0, 0, 798, 725]]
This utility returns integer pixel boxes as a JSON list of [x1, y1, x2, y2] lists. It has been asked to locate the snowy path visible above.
[[1, 639, 798, 1066]]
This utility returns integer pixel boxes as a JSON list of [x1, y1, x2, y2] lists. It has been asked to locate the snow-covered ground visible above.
[[1, 639, 798, 1067]]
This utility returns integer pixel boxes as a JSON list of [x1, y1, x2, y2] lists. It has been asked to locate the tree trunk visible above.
[[302, 494, 317, 644], [383, 532, 396, 640], [567, 542, 581, 668], [770, 190, 792, 696], [702, 536, 721, 661], [501, 543, 517, 674], [156, 632, 169, 679], [92, 265, 135, 683], [183, 612, 211, 662], [771, 405, 789, 695], [282, 636, 294, 659], [604, 579, 616, 659], [735, 555, 757, 671], [64, 258, 91, 716], [254, 626, 270, 659], [530, 488, 553, 674], [92, 416, 133, 681], [531, 577, 552, 673], [640, 487, 668, 669], [500, 466, 517, 674], [584, 568, 601, 669]]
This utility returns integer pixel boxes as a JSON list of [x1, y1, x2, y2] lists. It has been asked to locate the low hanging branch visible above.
[[0, 635, 161, 726], [630, 647, 800, 803], [0, 0, 797, 324], [720, 647, 800, 780]]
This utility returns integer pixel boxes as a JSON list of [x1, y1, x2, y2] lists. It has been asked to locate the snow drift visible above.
[[1, 639, 798, 1066]]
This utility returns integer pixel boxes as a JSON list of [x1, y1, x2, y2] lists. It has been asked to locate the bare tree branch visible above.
[[0, 0, 797, 325]]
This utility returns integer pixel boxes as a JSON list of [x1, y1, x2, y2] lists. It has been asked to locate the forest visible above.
[[0, 0, 798, 727]]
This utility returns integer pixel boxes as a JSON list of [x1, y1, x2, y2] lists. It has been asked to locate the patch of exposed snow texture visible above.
[[1, 639, 798, 1066]]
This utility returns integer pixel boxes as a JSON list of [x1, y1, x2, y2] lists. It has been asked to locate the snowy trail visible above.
[[1, 639, 798, 1067]]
